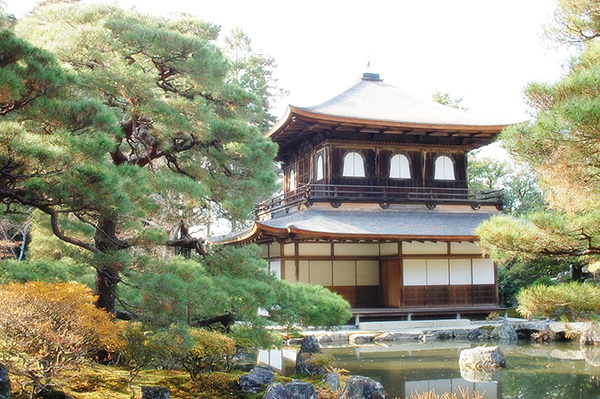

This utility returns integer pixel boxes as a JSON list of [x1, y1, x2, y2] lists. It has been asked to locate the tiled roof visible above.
[[296, 76, 510, 127], [216, 205, 498, 244]]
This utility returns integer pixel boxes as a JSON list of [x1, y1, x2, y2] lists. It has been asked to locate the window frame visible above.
[[434, 154, 456, 181], [389, 153, 412, 179], [315, 152, 325, 181], [342, 151, 366, 178]]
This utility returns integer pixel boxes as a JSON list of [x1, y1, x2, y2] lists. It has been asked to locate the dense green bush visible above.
[[497, 258, 568, 308], [517, 281, 600, 320], [271, 282, 352, 329], [122, 323, 236, 380]]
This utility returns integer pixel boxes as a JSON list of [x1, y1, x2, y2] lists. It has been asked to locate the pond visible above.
[[259, 341, 600, 399]]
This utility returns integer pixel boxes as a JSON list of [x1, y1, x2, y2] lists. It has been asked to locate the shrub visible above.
[[517, 281, 600, 320], [126, 323, 237, 380], [0, 281, 124, 396]]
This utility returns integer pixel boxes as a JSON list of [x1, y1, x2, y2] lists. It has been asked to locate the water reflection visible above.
[[259, 342, 600, 399]]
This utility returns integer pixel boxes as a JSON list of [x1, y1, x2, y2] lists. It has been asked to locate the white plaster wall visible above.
[[298, 243, 331, 256], [357, 260, 379, 286], [472, 259, 495, 284], [450, 242, 483, 255], [449, 259, 472, 284], [333, 260, 356, 285], [309, 260, 332, 285], [403, 259, 427, 285], [283, 243, 295, 256], [335, 243, 380, 256], [284, 260, 296, 283], [427, 259, 449, 285], [403, 241, 447, 255]]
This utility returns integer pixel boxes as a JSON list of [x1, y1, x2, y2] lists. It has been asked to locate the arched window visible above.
[[389, 154, 411, 179], [342, 151, 365, 177], [288, 168, 296, 190], [434, 155, 455, 180], [316, 154, 324, 181]]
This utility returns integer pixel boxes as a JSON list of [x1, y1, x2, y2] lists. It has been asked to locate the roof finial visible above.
[[362, 57, 381, 81]]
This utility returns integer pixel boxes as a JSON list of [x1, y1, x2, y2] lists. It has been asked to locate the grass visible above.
[[8, 363, 261, 399]]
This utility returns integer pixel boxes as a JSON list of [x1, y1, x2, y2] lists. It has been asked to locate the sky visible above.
[[4, 0, 569, 124]]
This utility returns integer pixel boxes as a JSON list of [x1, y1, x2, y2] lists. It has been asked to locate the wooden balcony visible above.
[[257, 183, 503, 218]]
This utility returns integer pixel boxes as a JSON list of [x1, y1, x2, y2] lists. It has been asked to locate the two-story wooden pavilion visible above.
[[222, 72, 511, 322]]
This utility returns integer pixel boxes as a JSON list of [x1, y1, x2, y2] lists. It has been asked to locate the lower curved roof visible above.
[[218, 204, 498, 244]]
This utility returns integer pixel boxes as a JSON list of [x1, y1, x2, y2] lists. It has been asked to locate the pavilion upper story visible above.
[[258, 73, 510, 219]]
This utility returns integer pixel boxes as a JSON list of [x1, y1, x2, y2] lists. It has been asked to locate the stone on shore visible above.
[[239, 366, 275, 393], [263, 383, 295, 399], [0, 363, 10, 399], [296, 336, 326, 376], [284, 380, 317, 399], [323, 371, 340, 391], [491, 322, 518, 341], [141, 386, 171, 399]]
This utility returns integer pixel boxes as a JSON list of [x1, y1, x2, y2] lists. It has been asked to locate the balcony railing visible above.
[[257, 183, 504, 218]]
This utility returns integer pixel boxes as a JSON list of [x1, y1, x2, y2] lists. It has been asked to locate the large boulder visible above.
[[295, 336, 326, 376], [141, 386, 171, 399], [0, 363, 10, 399], [239, 366, 275, 393], [285, 380, 317, 399], [459, 346, 506, 370], [264, 383, 295, 399], [338, 376, 386, 399]]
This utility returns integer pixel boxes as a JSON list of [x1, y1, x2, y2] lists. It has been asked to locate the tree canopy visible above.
[[477, 0, 600, 277], [0, 2, 283, 317]]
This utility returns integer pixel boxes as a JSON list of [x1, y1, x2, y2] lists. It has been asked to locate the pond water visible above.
[[260, 341, 600, 399]]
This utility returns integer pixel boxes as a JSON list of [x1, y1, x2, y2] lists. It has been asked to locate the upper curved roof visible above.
[[301, 76, 508, 127], [266, 73, 517, 147]]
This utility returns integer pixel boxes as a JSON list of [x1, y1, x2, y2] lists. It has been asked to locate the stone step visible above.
[[358, 318, 471, 331]]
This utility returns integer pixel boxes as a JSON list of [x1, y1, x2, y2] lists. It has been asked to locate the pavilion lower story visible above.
[[262, 239, 500, 316]]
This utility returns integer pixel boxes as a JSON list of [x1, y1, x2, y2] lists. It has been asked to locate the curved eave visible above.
[[221, 221, 479, 245], [284, 225, 478, 242], [266, 105, 513, 141]]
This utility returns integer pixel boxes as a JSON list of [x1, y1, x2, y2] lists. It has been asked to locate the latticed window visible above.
[[390, 153, 411, 179], [342, 151, 365, 177], [434, 155, 455, 180]]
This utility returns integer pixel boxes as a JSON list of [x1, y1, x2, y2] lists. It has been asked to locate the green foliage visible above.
[[124, 323, 236, 380], [227, 323, 282, 352], [0, 1, 279, 315], [468, 153, 546, 216], [122, 245, 352, 331], [516, 281, 600, 320], [0, 257, 94, 286], [0, 281, 125, 396], [431, 90, 467, 110], [271, 282, 352, 329], [544, 0, 600, 45]]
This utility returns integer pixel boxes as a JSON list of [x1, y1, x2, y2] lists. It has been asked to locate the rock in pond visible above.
[[338, 375, 386, 399], [239, 366, 275, 393], [459, 345, 506, 370]]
